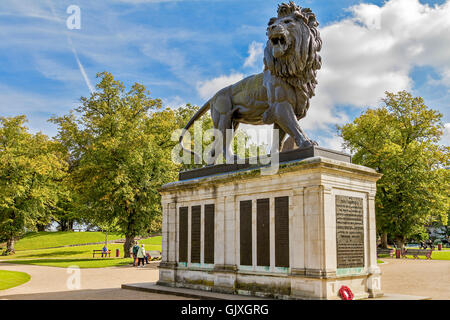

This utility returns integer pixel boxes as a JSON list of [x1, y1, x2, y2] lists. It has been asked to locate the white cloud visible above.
[[301, 93, 350, 131], [0, 0, 59, 21], [195, 40, 263, 104], [0, 0, 213, 92], [1, 0, 449, 145], [34, 56, 84, 83], [244, 41, 264, 68], [141, 43, 199, 85], [320, 134, 347, 152], [195, 39, 264, 105], [112, 0, 181, 3], [163, 96, 187, 109], [442, 123, 450, 146], [429, 69, 450, 87], [46, 1, 95, 93], [196, 73, 244, 100], [194, 0, 450, 138], [0, 84, 78, 136], [311, 0, 450, 130]]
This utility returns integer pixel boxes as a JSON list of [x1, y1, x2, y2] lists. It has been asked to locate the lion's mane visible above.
[[264, 2, 322, 118]]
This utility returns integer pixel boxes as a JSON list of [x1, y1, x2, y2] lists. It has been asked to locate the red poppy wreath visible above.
[[339, 286, 354, 300]]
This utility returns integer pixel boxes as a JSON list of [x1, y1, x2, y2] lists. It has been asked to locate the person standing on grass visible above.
[[132, 241, 140, 266], [137, 244, 146, 268]]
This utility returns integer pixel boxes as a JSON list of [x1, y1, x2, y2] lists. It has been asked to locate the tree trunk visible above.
[[68, 220, 74, 231], [6, 238, 15, 255], [36, 224, 46, 232], [381, 233, 388, 248], [59, 220, 68, 231], [395, 237, 405, 249], [123, 235, 134, 258]]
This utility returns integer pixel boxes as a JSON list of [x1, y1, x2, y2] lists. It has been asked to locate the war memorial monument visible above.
[[157, 2, 383, 300]]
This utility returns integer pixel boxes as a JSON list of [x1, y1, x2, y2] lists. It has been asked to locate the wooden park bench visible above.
[[403, 249, 432, 260], [92, 249, 111, 258], [146, 250, 162, 261], [376, 248, 394, 258]]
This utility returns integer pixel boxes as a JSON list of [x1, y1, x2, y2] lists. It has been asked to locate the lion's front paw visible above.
[[298, 140, 318, 148]]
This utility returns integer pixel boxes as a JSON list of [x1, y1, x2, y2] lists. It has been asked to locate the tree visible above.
[[0, 116, 67, 254], [175, 104, 268, 170], [51, 72, 179, 257], [50, 180, 77, 232], [175, 104, 213, 171], [338, 91, 449, 248], [49, 144, 83, 232]]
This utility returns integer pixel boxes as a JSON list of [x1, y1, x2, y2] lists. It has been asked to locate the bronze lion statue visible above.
[[180, 1, 322, 164]]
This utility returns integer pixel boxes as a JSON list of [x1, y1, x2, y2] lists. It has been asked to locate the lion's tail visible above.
[[179, 100, 211, 161]]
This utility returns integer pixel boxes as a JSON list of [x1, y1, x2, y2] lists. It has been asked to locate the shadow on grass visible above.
[[1, 258, 134, 268], [0, 288, 187, 300], [18, 232, 42, 240], [17, 250, 87, 259]]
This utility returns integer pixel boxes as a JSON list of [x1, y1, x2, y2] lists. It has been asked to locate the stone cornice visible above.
[[160, 157, 382, 194]]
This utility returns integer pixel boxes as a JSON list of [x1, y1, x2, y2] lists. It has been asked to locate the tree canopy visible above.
[[339, 91, 449, 247], [0, 116, 67, 253], [50, 72, 182, 256]]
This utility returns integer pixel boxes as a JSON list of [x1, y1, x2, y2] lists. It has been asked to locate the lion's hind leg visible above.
[[273, 123, 287, 152], [207, 95, 235, 164]]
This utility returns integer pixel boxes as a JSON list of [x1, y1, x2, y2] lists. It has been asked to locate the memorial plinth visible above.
[[158, 153, 383, 300]]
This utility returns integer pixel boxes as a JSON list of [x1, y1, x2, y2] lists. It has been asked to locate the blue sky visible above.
[[0, 0, 449, 148]]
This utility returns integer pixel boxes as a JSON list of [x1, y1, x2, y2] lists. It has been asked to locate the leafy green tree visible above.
[[49, 144, 84, 232], [0, 116, 67, 254], [51, 72, 179, 257], [175, 104, 213, 171], [50, 182, 78, 232], [175, 104, 268, 170], [339, 91, 449, 248]]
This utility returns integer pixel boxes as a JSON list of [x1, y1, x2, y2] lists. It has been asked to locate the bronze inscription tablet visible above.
[[336, 195, 364, 268]]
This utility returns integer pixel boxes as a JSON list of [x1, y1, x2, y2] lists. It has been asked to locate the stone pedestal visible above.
[[158, 156, 383, 300]]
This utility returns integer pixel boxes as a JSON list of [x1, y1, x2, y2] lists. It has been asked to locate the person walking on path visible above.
[[136, 244, 146, 268], [132, 241, 140, 266]]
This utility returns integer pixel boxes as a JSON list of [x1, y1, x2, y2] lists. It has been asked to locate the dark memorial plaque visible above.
[[335, 196, 365, 268], [204, 204, 215, 264], [179, 207, 188, 263], [191, 205, 201, 263], [240, 200, 252, 266], [257, 198, 270, 267], [275, 197, 289, 268]]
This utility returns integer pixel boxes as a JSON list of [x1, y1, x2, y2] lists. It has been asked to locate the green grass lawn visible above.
[[427, 250, 449, 260], [139, 236, 163, 246], [0, 233, 162, 268], [11, 231, 124, 251], [4, 258, 134, 268], [0, 270, 31, 290], [379, 249, 450, 260], [0, 238, 161, 261]]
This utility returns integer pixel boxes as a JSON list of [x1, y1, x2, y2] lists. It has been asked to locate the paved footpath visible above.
[[0, 259, 448, 300], [0, 262, 189, 300], [379, 258, 450, 300]]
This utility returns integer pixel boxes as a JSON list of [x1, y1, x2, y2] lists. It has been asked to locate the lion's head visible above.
[[264, 2, 322, 97]]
